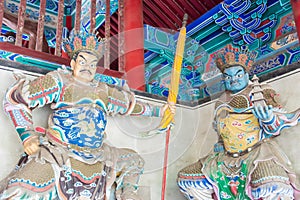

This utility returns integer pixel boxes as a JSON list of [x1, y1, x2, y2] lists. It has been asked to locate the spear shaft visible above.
[[161, 13, 188, 200]]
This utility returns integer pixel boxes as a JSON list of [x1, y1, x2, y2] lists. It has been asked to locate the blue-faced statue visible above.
[[223, 65, 249, 93]]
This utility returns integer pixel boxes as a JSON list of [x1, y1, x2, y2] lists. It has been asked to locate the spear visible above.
[[160, 13, 188, 200]]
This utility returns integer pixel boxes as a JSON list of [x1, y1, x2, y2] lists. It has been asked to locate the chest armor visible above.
[[47, 81, 109, 154], [216, 93, 260, 153], [62, 83, 108, 104]]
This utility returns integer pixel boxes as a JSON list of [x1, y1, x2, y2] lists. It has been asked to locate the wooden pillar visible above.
[[15, 0, 27, 46], [90, 0, 96, 32], [118, 0, 125, 72], [35, 0, 46, 51], [123, 0, 145, 90], [74, 0, 82, 32], [104, 0, 110, 69], [291, 0, 300, 40], [55, 0, 64, 56]]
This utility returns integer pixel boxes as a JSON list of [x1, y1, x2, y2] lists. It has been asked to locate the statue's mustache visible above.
[[80, 69, 92, 75]]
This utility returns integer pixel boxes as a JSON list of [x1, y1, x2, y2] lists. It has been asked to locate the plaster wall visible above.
[[0, 67, 299, 199]]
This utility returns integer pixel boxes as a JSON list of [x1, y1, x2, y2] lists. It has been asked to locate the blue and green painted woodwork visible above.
[[0, 0, 299, 104]]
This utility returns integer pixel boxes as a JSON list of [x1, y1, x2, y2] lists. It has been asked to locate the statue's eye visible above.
[[79, 60, 86, 65], [224, 76, 231, 80], [237, 73, 244, 78], [90, 63, 96, 68]]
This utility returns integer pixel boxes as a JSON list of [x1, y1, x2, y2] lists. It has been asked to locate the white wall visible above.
[[0, 67, 300, 200]]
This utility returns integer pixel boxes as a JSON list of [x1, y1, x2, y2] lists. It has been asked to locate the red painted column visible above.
[[291, 0, 300, 40], [123, 0, 145, 90], [0, 0, 4, 34]]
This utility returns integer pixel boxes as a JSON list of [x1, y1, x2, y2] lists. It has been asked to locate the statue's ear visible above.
[[70, 59, 76, 70], [245, 72, 249, 80]]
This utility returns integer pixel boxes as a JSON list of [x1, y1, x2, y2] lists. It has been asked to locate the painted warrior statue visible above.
[[177, 45, 300, 199], [0, 32, 172, 200]]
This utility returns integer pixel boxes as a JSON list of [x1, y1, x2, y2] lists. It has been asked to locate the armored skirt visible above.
[[0, 138, 144, 200]]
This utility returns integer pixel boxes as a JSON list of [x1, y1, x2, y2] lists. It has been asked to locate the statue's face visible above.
[[71, 51, 98, 82], [223, 65, 249, 93]]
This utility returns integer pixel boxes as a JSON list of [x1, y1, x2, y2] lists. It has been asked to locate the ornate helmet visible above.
[[62, 32, 105, 59], [213, 44, 257, 72]]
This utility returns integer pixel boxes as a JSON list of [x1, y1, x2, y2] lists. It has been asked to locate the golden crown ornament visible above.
[[62, 32, 105, 59], [214, 44, 257, 72]]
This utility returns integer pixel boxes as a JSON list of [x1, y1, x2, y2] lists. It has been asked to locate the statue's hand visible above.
[[214, 142, 224, 153], [161, 101, 176, 115], [23, 136, 40, 155], [252, 105, 274, 121], [160, 101, 176, 130]]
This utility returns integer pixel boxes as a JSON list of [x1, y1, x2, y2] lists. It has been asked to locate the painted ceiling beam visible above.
[[144, 24, 175, 52], [143, 0, 292, 94], [147, 62, 171, 82], [144, 41, 174, 62], [145, 56, 167, 71]]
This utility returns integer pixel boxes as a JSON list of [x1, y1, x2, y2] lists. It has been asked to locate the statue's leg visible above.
[[0, 154, 58, 200], [177, 160, 214, 200], [113, 148, 145, 200], [250, 159, 294, 200]]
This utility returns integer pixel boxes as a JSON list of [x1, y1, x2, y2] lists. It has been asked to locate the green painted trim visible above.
[[0, 51, 62, 71], [144, 40, 174, 55], [145, 56, 167, 71], [96, 15, 105, 29], [202, 34, 231, 53], [15, 57, 61, 71], [193, 24, 221, 41]]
